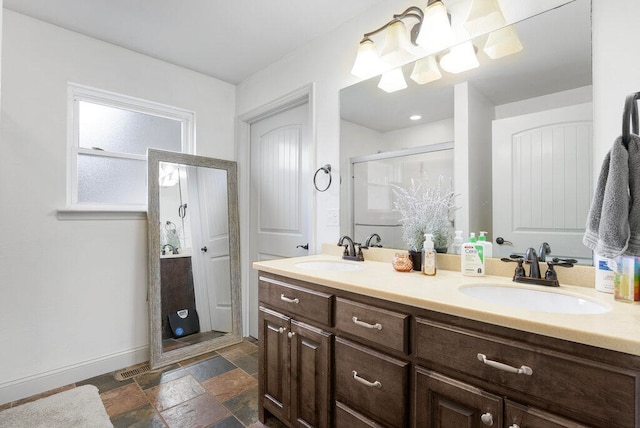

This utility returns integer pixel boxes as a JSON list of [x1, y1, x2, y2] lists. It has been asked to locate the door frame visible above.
[[237, 83, 316, 337]]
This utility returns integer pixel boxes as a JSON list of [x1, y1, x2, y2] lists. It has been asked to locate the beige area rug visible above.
[[0, 385, 113, 427]]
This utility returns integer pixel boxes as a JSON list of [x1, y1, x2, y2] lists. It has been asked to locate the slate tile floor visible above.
[[2, 338, 286, 428]]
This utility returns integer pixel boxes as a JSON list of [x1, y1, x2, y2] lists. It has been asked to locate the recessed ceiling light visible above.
[[410, 115, 422, 121]]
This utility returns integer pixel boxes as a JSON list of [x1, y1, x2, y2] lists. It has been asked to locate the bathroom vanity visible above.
[[254, 254, 640, 428]]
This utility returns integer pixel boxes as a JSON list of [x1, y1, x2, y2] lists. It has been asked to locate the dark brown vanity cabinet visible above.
[[258, 276, 333, 428], [257, 272, 640, 428]]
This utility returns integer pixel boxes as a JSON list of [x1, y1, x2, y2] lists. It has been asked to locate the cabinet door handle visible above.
[[481, 412, 494, 426], [280, 294, 299, 304], [287, 331, 296, 339], [477, 353, 533, 376], [352, 316, 382, 331], [277, 327, 286, 334], [508, 425, 521, 428], [352, 370, 382, 388]]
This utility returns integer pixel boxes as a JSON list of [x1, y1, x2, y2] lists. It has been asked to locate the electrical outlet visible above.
[[327, 209, 339, 226]]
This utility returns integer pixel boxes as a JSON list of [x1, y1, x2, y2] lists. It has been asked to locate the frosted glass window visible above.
[[68, 84, 194, 209], [77, 155, 146, 205], [78, 101, 182, 155]]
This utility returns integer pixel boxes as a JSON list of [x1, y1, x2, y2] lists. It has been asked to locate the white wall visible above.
[[0, 10, 235, 404], [592, 0, 640, 173]]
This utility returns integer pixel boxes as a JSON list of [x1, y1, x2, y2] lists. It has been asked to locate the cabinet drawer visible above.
[[335, 401, 384, 428], [335, 297, 409, 354], [259, 275, 332, 326], [335, 337, 409, 427], [415, 317, 638, 427]]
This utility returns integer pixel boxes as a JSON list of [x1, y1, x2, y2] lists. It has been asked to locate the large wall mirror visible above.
[[148, 149, 242, 368], [340, 0, 593, 263]]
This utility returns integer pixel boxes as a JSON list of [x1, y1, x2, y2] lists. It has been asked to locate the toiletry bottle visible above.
[[422, 233, 437, 276], [450, 230, 463, 255], [478, 231, 493, 258], [461, 233, 485, 276]]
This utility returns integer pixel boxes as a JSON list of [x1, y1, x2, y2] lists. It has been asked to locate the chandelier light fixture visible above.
[[351, 0, 522, 93], [378, 67, 408, 93]]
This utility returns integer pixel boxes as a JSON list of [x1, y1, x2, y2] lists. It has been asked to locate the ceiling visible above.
[[3, 0, 386, 84], [340, 0, 592, 132]]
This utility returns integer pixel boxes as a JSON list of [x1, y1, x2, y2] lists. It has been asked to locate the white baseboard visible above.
[[0, 346, 149, 406]]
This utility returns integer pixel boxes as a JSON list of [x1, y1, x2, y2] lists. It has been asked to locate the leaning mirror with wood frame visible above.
[[147, 149, 242, 369]]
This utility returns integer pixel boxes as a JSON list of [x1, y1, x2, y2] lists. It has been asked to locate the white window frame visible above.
[[64, 83, 195, 216]]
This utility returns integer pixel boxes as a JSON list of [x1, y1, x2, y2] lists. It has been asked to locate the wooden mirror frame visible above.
[[147, 149, 242, 368]]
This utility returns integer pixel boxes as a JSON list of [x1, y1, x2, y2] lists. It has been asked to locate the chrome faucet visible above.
[[538, 242, 551, 262], [364, 233, 383, 248], [337, 235, 364, 261]]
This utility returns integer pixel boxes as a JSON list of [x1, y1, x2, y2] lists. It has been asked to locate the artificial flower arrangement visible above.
[[392, 177, 459, 253]]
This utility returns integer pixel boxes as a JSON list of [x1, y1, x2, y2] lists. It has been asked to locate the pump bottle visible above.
[[461, 232, 485, 276], [478, 231, 493, 258], [422, 233, 437, 276], [450, 230, 463, 254]]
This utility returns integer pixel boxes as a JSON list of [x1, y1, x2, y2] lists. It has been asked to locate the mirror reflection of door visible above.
[[492, 103, 593, 262], [190, 166, 232, 333], [159, 162, 233, 352], [249, 103, 311, 338]]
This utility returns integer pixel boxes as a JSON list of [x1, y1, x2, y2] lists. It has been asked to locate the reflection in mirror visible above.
[[148, 149, 242, 369], [350, 143, 454, 249], [340, 0, 593, 263]]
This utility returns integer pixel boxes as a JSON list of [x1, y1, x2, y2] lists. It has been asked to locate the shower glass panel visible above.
[[351, 144, 454, 249]]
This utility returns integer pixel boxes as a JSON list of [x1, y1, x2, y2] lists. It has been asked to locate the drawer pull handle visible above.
[[477, 353, 533, 376], [280, 294, 299, 304], [352, 316, 382, 331], [352, 370, 382, 388], [481, 412, 494, 426]]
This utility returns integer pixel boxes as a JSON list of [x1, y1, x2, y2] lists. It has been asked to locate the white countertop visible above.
[[253, 254, 640, 356]]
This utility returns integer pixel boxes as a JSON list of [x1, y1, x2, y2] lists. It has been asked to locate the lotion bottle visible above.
[[461, 233, 485, 276], [450, 230, 463, 255], [478, 231, 493, 258], [422, 233, 437, 276]]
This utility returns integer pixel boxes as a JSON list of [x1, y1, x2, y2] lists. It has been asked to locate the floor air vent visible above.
[[114, 362, 151, 381]]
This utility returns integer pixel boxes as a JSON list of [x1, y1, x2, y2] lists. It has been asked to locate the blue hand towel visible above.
[[583, 134, 640, 257]]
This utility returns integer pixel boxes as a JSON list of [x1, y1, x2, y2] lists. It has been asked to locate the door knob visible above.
[[201, 246, 208, 253], [496, 237, 513, 245]]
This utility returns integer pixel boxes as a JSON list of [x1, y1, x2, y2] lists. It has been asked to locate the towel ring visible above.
[[313, 164, 332, 192], [622, 92, 640, 148]]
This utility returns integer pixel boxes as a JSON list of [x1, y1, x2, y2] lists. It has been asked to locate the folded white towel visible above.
[[583, 134, 640, 257]]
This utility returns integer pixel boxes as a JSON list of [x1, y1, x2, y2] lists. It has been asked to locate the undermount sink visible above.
[[459, 284, 610, 314], [294, 260, 364, 272]]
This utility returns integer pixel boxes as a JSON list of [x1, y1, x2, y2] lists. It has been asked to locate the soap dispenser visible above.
[[478, 231, 493, 258], [422, 233, 437, 276], [450, 230, 463, 254]]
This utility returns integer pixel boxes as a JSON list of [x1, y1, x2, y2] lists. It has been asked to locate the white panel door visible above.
[[492, 103, 593, 261], [196, 167, 232, 333], [249, 103, 310, 338]]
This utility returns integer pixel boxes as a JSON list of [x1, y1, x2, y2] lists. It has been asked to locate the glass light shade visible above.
[[410, 55, 442, 85], [483, 25, 523, 59], [377, 68, 408, 93], [438, 41, 479, 74], [415, 0, 456, 54], [379, 20, 415, 68], [464, 0, 507, 37], [351, 39, 384, 79]]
